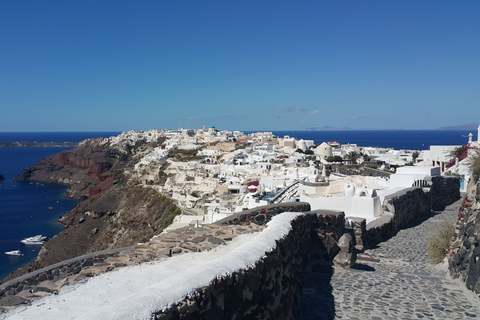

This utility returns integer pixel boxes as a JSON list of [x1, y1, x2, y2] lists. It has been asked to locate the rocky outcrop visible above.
[[16, 138, 131, 200], [333, 233, 357, 268], [4, 139, 181, 283], [448, 175, 480, 294]]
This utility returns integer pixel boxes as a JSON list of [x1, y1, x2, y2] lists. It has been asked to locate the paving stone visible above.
[[299, 198, 480, 320]]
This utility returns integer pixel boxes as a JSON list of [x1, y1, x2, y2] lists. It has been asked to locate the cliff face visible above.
[[448, 175, 480, 294], [5, 138, 180, 282], [17, 139, 131, 200]]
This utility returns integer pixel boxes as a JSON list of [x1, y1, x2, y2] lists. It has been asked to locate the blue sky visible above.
[[1, 1, 479, 132]]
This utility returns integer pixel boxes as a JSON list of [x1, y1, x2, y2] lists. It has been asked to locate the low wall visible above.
[[362, 176, 460, 248], [153, 211, 345, 320], [214, 202, 311, 226], [448, 176, 480, 295], [431, 176, 460, 209], [0, 247, 134, 297], [338, 166, 391, 178]]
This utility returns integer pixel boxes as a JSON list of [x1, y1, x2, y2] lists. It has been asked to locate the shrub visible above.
[[447, 145, 471, 168], [426, 221, 454, 264], [469, 148, 480, 178]]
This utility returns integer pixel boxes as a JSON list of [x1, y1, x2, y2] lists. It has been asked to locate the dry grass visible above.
[[426, 221, 454, 264]]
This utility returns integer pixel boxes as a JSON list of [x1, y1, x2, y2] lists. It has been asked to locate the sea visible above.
[[0, 132, 120, 281], [0, 130, 473, 281]]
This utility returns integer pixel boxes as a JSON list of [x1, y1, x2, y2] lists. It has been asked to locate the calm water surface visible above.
[[0, 147, 80, 281]]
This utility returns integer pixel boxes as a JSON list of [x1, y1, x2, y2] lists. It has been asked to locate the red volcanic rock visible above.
[[17, 138, 130, 200], [89, 176, 114, 197]]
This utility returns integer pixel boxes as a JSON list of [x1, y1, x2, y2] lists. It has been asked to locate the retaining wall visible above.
[[153, 211, 345, 320], [360, 176, 460, 248], [448, 176, 480, 295], [214, 202, 311, 226]]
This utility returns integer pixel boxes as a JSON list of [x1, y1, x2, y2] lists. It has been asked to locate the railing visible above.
[[271, 180, 300, 203]]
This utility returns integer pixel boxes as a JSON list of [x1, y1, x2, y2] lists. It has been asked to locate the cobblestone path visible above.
[[299, 198, 480, 320]]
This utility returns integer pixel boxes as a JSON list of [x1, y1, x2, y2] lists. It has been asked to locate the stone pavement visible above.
[[299, 198, 480, 320]]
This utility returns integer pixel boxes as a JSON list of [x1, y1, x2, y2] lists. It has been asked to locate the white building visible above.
[[389, 166, 440, 189]]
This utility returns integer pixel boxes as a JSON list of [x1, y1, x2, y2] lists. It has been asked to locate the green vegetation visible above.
[[159, 204, 182, 229], [168, 148, 205, 161], [296, 148, 314, 155], [127, 186, 182, 231], [345, 151, 361, 163], [362, 153, 371, 162], [235, 142, 247, 150], [326, 156, 343, 163], [427, 221, 454, 264], [412, 151, 420, 162]]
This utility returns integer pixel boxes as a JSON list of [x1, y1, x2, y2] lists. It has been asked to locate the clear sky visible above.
[[1, 1, 479, 132]]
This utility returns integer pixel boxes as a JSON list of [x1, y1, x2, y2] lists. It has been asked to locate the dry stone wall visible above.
[[214, 202, 311, 226], [448, 176, 480, 294], [363, 176, 460, 248]]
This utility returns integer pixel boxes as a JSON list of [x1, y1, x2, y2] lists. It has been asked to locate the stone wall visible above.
[[0, 224, 265, 308], [448, 176, 480, 294], [363, 176, 460, 248], [431, 176, 460, 210], [337, 166, 391, 178], [153, 211, 345, 320], [214, 202, 311, 226], [0, 248, 133, 301]]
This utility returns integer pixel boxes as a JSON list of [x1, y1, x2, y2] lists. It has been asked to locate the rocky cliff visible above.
[[16, 138, 131, 200], [5, 138, 180, 282]]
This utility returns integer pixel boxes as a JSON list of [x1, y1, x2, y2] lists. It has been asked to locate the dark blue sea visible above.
[[0, 130, 473, 281], [0, 132, 120, 281], [269, 130, 474, 150]]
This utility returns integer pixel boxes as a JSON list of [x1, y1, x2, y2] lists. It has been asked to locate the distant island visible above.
[[0, 141, 78, 148], [436, 124, 479, 130], [306, 126, 352, 131]]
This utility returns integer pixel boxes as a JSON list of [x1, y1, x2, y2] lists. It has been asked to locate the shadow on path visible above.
[[298, 259, 335, 320], [351, 263, 375, 272]]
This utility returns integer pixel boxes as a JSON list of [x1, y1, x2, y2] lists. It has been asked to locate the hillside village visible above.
[[2, 125, 480, 318], [99, 125, 480, 232]]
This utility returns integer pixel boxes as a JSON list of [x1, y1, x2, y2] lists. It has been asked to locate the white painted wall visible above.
[[429, 145, 457, 163], [389, 166, 440, 188], [299, 194, 382, 220]]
